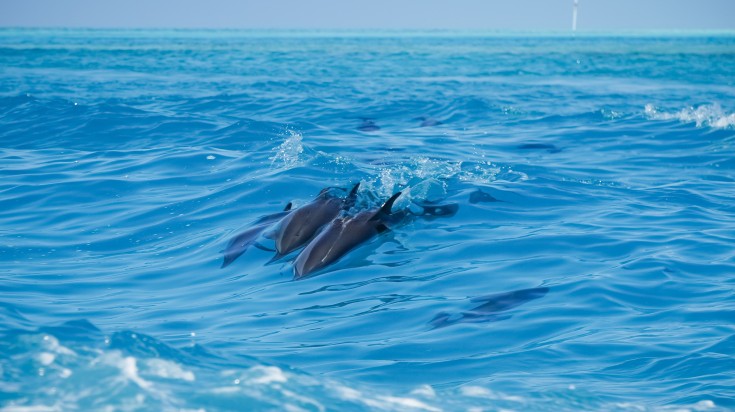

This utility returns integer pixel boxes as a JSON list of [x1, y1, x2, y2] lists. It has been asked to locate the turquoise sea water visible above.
[[1, 29, 735, 411]]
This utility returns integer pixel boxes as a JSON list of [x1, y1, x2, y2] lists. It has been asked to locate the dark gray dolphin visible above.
[[357, 118, 380, 132], [274, 183, 360, 258], [429, 287, 549, 329], [221, 202, 293, 268], [293, 191, 402, 279]]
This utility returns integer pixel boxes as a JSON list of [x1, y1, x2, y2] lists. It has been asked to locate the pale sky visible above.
[[1, 0, 734, 31]]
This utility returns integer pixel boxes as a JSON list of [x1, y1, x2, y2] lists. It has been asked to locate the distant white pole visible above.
[[572, 0, 579, 31]]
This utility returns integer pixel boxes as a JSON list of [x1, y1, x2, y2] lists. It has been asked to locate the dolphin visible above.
[[429, 287, 549, 329], [294, 191, 402, 279], [221, 202, 293, 268], [357, 118, 380, 132], [273, 183, 360, 258]]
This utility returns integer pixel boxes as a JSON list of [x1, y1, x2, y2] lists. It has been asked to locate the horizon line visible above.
[[2, 26, 735, 34]]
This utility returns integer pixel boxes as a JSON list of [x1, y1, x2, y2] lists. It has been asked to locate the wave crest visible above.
[[645, 103, 735, 129]]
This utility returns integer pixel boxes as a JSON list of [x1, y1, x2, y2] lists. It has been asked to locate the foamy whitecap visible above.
[[37, 352, 55, 366], [410, 384, 437, 398], [99, 352, 153, 390], [460, 386, 525, 403], [332, 384, 441, 412], [42, 335, 76, 357], [121, 356, 152, 390], [248, 365, 288, 385], [146, 359, 195, 382], [645, 103, 735, 129]]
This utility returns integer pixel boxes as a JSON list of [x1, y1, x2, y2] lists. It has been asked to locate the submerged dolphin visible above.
[[429, 287, 549, 329], [273, 183, 360, 258], [221, 202, 293, 268], [294, 192, 402, 279], [357, 118, 380, 132]]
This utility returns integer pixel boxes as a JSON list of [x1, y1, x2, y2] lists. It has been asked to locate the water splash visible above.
[[270, 129, 305, 169], [645, 103, 735, 129]]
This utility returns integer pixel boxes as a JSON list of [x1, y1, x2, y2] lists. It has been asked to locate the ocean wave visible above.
[[645, 103, 735, 129], [3, 31, 735, 411], [0, 319, 721, 412]]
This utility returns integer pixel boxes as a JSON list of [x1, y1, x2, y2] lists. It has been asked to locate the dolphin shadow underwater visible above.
[[429, 287, 549, 329]]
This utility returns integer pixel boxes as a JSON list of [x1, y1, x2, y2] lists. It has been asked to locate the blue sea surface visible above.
[[1, 29, 735, 411]]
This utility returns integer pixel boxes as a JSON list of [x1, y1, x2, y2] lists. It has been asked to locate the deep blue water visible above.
[[1, 29, 735, 411]]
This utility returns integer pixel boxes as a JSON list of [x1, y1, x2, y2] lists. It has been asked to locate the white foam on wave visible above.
[[37, 352, 55, 366], [212, 367, 324, 411], [279, 388, 326, 412], [653, 399, 717, 412], [332, 384, 441, 412], [368, 156, 498, 202], [247, 365, 288, 385], [42, 335, 76, 357], [410, 384, 437, 398], [97, 351, 153, 390], [0, 406, 63, 412], [645, 103, 735, 129], [120, 356, 153, 390], [146, 358, 195, 382], [460, 385, 525, 403]]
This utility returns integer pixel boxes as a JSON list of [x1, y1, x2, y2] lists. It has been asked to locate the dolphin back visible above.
[[430, 287, 550, 329]]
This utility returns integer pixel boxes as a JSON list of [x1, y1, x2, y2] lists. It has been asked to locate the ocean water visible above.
[[1, 28, 735, 411]]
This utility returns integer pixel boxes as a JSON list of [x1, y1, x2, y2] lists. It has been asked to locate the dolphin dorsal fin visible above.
[[371, 191, 402, 221], [343, 182, 361, 210], [283, 202, 293, 212], [349, 182, 360, 198]]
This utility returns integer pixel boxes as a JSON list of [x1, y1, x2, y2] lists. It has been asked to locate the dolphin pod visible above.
[[220, 185, 550, 329], [221, 183, 461, 276], [273, 183, 360, 259]]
